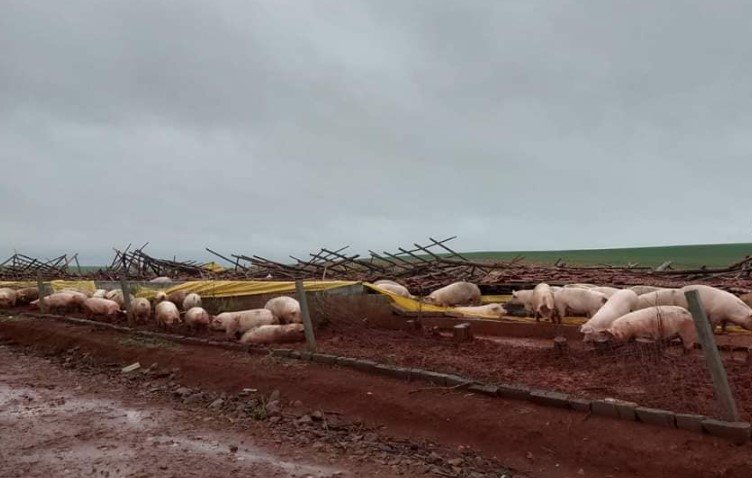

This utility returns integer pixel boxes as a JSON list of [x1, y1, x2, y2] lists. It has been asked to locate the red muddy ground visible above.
[[1, 315, 752, 478], [309, 316, 752, 421], [8, 303, 752, 422]]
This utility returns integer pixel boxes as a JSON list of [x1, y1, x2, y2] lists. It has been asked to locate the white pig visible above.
[[374, 282, 412, 298], [563, 283, 597, 289], [629, 285, 665, 296], [634, 289, 686, 310], [680, 284, 752, 331], [131, 297, 152, 322], [82, 298, 122, 320], [374, 279, 403, 287], [532, 283, 557, 323], [553, 288, 608, 319], [182, 293, 202, 311], [590, 286, 620, 298], [264, 296, 302, 324], [149, 276, 172, 284], [424, 282, 481, 307], [452, 303, 507, 318], [580, 289, 639, 342], [41, 292, 85, 313], [15, 287, 38, 305], [92, 289, 107, 299], [184, 307, 211, 329], [606, 306, 697, 351], [214, 309, 278, 338], [0, 288, 18, 308], [153, 291, 168, 304], [510, 290, 534, 314], [240, 323, 305, 345], [105, 289, 134, 309], [155, 301, 181, 328], [167, 290, 188, 308]]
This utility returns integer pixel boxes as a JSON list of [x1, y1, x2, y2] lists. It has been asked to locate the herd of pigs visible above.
[[0, 286, 305, 345], [375, 279, 752, 351], [3, 279, 752, 351]]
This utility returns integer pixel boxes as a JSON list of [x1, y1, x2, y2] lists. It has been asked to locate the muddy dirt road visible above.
[[0, 345, 351, 477]]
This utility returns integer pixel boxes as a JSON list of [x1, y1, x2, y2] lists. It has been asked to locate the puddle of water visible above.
[[1, 383, 341, 478], [151, 435, 339, 477]]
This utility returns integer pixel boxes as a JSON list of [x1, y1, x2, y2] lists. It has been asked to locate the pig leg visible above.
[[556, 305, 566, 322]]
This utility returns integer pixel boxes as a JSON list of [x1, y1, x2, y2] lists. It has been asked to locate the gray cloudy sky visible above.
[[2, 1, 752, 264]]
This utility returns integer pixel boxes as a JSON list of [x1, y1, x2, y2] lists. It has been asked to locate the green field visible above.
[[462, 243, 752, 269]]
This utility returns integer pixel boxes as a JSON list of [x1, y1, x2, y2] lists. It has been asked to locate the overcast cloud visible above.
[[2, 1, 752, 264]]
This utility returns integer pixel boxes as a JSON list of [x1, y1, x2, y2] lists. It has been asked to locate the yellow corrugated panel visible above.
[[141, 280, 360, 299], [49, 280, 97, 294], [364, 283, 504, 319], [0, 281, 36, 289]]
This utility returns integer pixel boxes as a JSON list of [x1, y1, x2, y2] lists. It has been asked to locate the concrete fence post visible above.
[[684, 290, 740, 422], [37, 273, 47, 313], [120, 278, 134, 327], [295, 280, 317, 352]]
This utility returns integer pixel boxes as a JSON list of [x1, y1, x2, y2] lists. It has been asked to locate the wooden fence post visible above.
[[685, 290, 740, 422], [295, 280, 317, 352], [37, 273, 47, 313], [120, 278, 134, 327]]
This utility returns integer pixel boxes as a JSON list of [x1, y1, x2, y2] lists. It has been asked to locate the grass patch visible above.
[[462, 242, 752, 269]]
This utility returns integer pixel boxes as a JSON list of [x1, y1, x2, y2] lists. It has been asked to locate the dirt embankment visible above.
[[2, 315, 752, 478]]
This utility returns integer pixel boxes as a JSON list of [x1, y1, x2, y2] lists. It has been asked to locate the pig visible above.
[[82, 298, 122, 320], [452, 303, 507, 318], [104, 289, 134, 308], [373, 282, 412, 298], [634, 289, 686, 310], [15, 287, 39, 305], [605, 306, 697, 351], [155, 301, 181, 328], [424, 282, 481, 307], [131, 297, 152, 323], [553, 288, 608, 319], [167, 291, 188, 308], [580, 289, 639, 342], [590, 286, 620, 298], [182, 293, 202, 311], [216, 309, 278, 339], [510, 290, 534, 314], [149, 276, 172, 284], [61, 289, 90, 302], [240, 323, 305, 345], [153, 291, 168, 304], [532, 283, 557, 323], [104, 289, 123, 307], [41, 292, 85, 313], [184, 307, 211, 330], [680, 284, 752, 331], [264, 296, 302, 324], [374, 279, 403, 287], [563, 283, 597, 289], [60, 288, 92, 298], [92, 289, 107, 299], [0, 288, 18, 308], [629, 285, 665, 296]]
